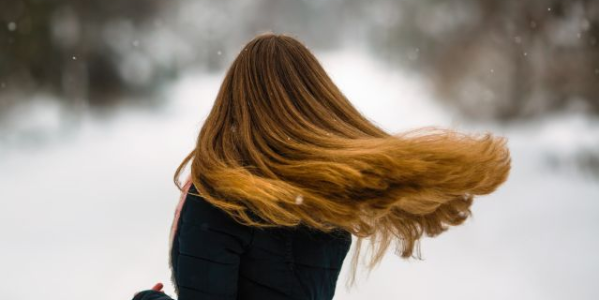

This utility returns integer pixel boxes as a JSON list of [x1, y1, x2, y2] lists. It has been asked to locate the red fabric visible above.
[[169, 175, 193, 247]]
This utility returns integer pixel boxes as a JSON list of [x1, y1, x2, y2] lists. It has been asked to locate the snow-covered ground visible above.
[[1, 49, 597, 300]]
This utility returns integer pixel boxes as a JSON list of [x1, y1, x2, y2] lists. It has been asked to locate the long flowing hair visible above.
[[173, 32, 511, 286]]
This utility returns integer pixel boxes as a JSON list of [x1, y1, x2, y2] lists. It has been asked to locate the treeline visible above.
[[1, 0, 597, 122]]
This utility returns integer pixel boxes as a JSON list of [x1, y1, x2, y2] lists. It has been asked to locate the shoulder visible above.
[[182, 183, 235, 224], [181, 183, 254, 244]]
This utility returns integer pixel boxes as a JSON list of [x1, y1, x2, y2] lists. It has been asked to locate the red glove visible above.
[[133, 282, 164, 299]]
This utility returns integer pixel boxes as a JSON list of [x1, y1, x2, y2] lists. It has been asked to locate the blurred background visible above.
[[1, 0, 598, 299]]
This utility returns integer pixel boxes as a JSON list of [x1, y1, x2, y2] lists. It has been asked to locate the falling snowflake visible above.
[[514, 36, 522, 44], [295, 194, 304, 205], [530, 21, 537, 29]]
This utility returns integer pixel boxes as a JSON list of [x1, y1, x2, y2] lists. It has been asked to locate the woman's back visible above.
[[169, 183, 352, 300], [133, 32, 510, 300]]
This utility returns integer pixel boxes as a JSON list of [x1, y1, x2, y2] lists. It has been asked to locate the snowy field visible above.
[[1, 49, 598, 300]]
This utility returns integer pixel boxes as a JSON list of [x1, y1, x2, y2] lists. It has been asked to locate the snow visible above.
[[7, 22, 17, 31], [1, 49, 598, 300]]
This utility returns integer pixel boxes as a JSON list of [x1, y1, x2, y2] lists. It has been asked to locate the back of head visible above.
[[174, 32, 511, 286]]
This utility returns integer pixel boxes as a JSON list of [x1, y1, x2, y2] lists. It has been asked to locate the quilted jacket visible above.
[[132, 181, 352, 300]]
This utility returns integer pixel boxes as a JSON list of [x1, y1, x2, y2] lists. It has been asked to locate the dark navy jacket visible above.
[[133, 183, 352, 300]]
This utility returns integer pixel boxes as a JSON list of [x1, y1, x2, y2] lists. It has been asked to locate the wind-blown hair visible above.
[[173, 32, 511, 286]]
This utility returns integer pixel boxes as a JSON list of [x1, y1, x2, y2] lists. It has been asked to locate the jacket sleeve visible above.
[[132, 290, 173, 300], [131, 185, 254, 300], [170, 185, 254, 300]]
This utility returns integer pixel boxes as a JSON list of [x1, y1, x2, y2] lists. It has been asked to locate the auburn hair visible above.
[[173, 32, 511, 286]]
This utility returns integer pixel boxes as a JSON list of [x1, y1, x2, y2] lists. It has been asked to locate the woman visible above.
[[132, 32, 511, 300]]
